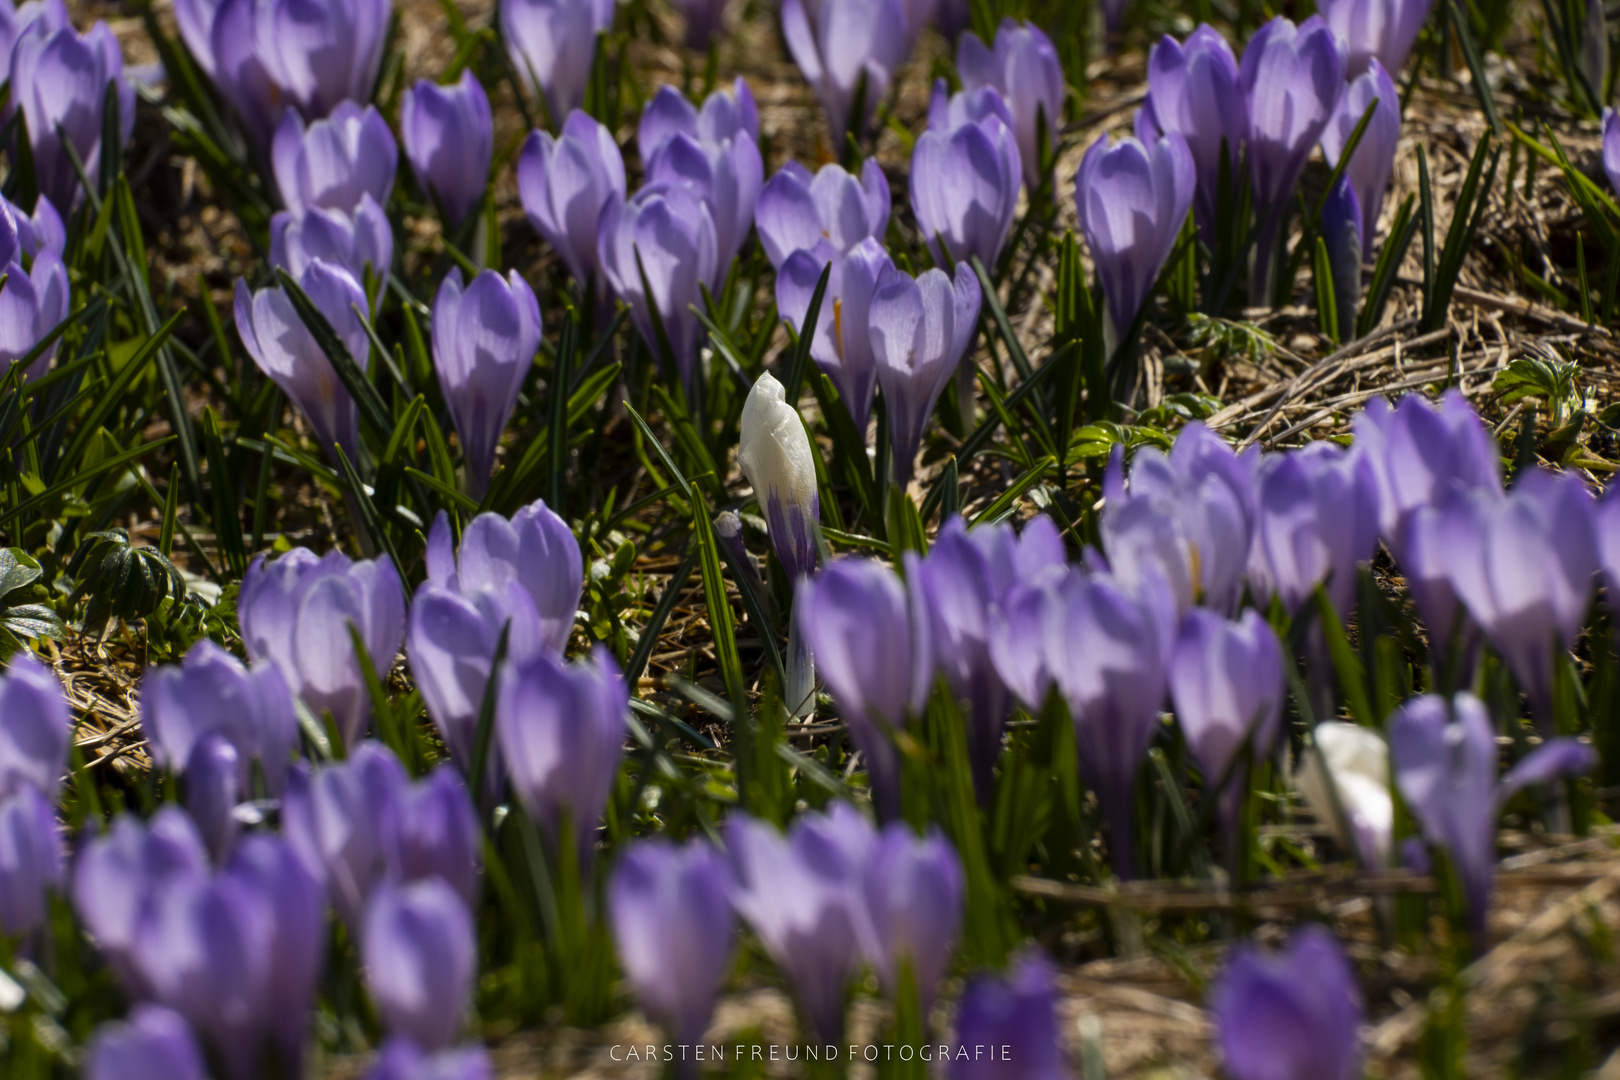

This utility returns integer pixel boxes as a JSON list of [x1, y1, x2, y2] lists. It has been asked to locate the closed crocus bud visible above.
[[727, 804, 875, 1043], [496, 647, 627, 857], [9, 20, 134, 211], [912, 82, 1021, 271], [798, 560, 927, 820], [638, 78, 759, 159], [870, 262, 981, 488], [269, 196, 394, 303], [237, 547, 407, 750], [777, 236, 893, 436], [7, 192, 66, 260], [1293, 720, 1392, 868], [431, 268, 542, 496], [987, 581, 1056, 713], [398, 765, 483, 912], [1211, 925, 1363, 1080], [0, 787, 63, 936], [609, 837, 735, 1043], [517, 110, 627, 289], [273, 103, 397, 217], [1075, 130, 1196, 349], [670, 0, 729, 48], [781, 0, 908, 142], [1241, 16, 1346, 297], [858, 823, 962, 1011], [958, 19, 1064, 192], [281, 741, 407, 926], [0, 247, 70, 382], [0, 654, 69, 802], [431, 501, 584, 655], [1320, 178, 1362, 334], [950, 951, 1066, 1080], [1391, 692, 1595, 943], [363, 879, 476, 1052], [403, 71, 494, 228], [597, 183, 719, 394], [1319, 0, 1435, 75], [251, 0, 388, 121], [367, 1039, 495, 1080], [1352, 391, 1502, 549], [1251, 442, 1380, 617], [184, 735, 242, 864], [233, 260, 373, 469], [1605, 109, 1620, 198], [141, 639, 299, 795], [738, 372, 820, 584], [1320, 59, 1401, 248], [755, 159, 889, 269], [502, 0, 615, 121], [86, 1005, 207, 1080]]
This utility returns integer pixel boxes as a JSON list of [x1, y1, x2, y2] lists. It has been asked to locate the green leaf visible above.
[[274, 267, 393, 447], [782, 259, 831, 406]]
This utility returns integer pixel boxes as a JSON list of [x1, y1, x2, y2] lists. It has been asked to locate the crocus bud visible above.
[[912, 81, 1021, 271], [1391, 692, 1595, 942], [0, 654, 69, 802], [869, 262, 981, 487], [950, 952, 1065, 1080], [1210, 925, 1363, 1080], [1250, 442, 1380, 617], [1293, 720, 1392, 868], [726, 804, 875, 1043], [1318, 0, 1435, 76], [780, 0, 908, 142], [1605, 109, 1620, 198], [431, 268, 543, 496], [495, 647, 628, 858], [637, 78, 759, 160], [0, 0, 68, 84], [1320, 178, 1362, 336], [140, 639, 299, 795], [755, 159, 889, 269], [185, 734, 242, 863], [0, 786, 63, 936], [269, 196, 394, 302], [367, 1039, 495, 1080], [6, 192, 65, 259], [713, 511, 765, 596], [642, 132, 762, 288], [281, 741, 407, 926], [597, 183, 719, 394], [1074, 130, 1196, 348], [398, 765, 483, 913], [0, 246, 70, 382], [957, 19, 1064, 192], [272, 102, 398, 217], [1351, 390, 1502, 550], [249, 0, 388, 122], [609, 837, 735, 1043], [738, 372, 820, 584], [87, 1005, 207, 1080], [9, 19, 134, 211], [858, 823, 962, 1011], [502, 0, 616, 121], [403, 71, 495, 228], [776, 236, 894, 436], [233, 260, 373, 469], [517, 110, 628, 290], [798, 559, 927, 819], [1320, 59, 1400, 248], [363, 879, 476, 1052], [670, 0, 729, 48]]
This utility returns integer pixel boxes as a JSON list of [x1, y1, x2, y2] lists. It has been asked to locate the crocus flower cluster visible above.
[[957, 20, 1065, 192], [913, 79, 1022, 272], [517, 110, 627, 294], [0, 656, 69, 938]]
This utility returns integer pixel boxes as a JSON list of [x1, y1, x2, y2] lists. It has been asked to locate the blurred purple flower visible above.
[[958, 19, 1064, 192], [366, 1039, 495, 1080], [913, 81, 1021, 271], [397, 764, 482, 913], [0, 786, 63, 936], [755, 159, 889, 269], [244, 0, 387, 124], [363, 879, 476, 1052], [637, 77, 758, 160], [517, 110, 627, 290], [727, 804, 875, 1043], [608, 836, 735, 1043], [9, 19, 133, 211], [1319, 0, 1436, 76], [0, 0, 67, 83], [1599, 483, 1620, 602], [857, 823, 962, 1011], [1210, 925, 1363, 1080], [1250, 442, 1380, 617], [669, 0, 729, 49], [1352, 390, 1502, 551], [1605, 109, 1620, 199], [184, 735, 241, 863], [1320, 59, 1401, 247], [502, 0, 615, 121], [269, 196, 393, 301], [272, 102, 397, 217], [86, 1005, 207, 1080], [950, 952, 1067, 1080], [776, 236, 893, 436], [642, 123, 762, 279], [1391, 692, 1595, 941], [281, 741, 407, 926], [870, 262, 981, 487], [1320, 178, 1362, 330], [0, 242, 69, 382], [1137, 25, 1246, 245], [4, 191, 65, 259], [403, 70, 494, 228], [237, 546, 406, 749], [780, 0, 907, 141], [0, 653, 69, 802], [738, 371, 821, 584]]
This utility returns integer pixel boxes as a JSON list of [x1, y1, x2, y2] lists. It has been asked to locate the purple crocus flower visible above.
[[9, 19, 134, 211], [738, 371, 821, 584], [517, 110, 627, 291], [950, 952, 1067, 1080], [269, 196, 393, 299], [869, 263, 982, 487], [608, 837, 735, 1043], [1319, 0, 1436, 76], [367, 1040, 495, 1080], [431, 268, 542, 496], [755, 159, 889, 269], [637, 77, 759, 159], [233, 260, 373, 469], [912, 81, 1021, 271], [958, 19, 1064, 192], [776, 236, 894, 436], [0, 243, 69, 382], [1241, 16, 1347, 297], [0, 786, 63, 936], [86, 1005, 207, 1080], [1075, 130, 1196, 350], [502, 0, 615, 122], [1390, 692, 1596, 942], [397, 765, 482, 913], [641, 126, 762, 280], [272, 102, 397, 217], [281, 741, 407, 926], [1352, 390, 1502, 551], [0, 0, 67, 84], [1599, 483, 1620, 602], [495, 646, 627, 857], [237, 547, 406, 750], [1320, 59, 1401, 247], [727, 804, 875, 1043], [0, 654, 69, 802], [597, 183, 719, 392], [363, 879, 476, 1052], [5, 191, 65, 258], [184, 735, 242, 863], [140, 639, 299, 795], [402, 70, 495, 228], [669, 0, 729, 48], [243, 0, 388, 124], [1210, 925, 1363, 1080], [857, 823, 962, 1011], [1604, 109, 1620, 199], [780, 0, 908, 142], [1137, 25, 1246, 246], [797, 559, 928, 820], [1250, 442, 1381, 617]]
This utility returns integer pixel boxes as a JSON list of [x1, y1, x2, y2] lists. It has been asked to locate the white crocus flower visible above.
[[1294, 720, 1393, 869]]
